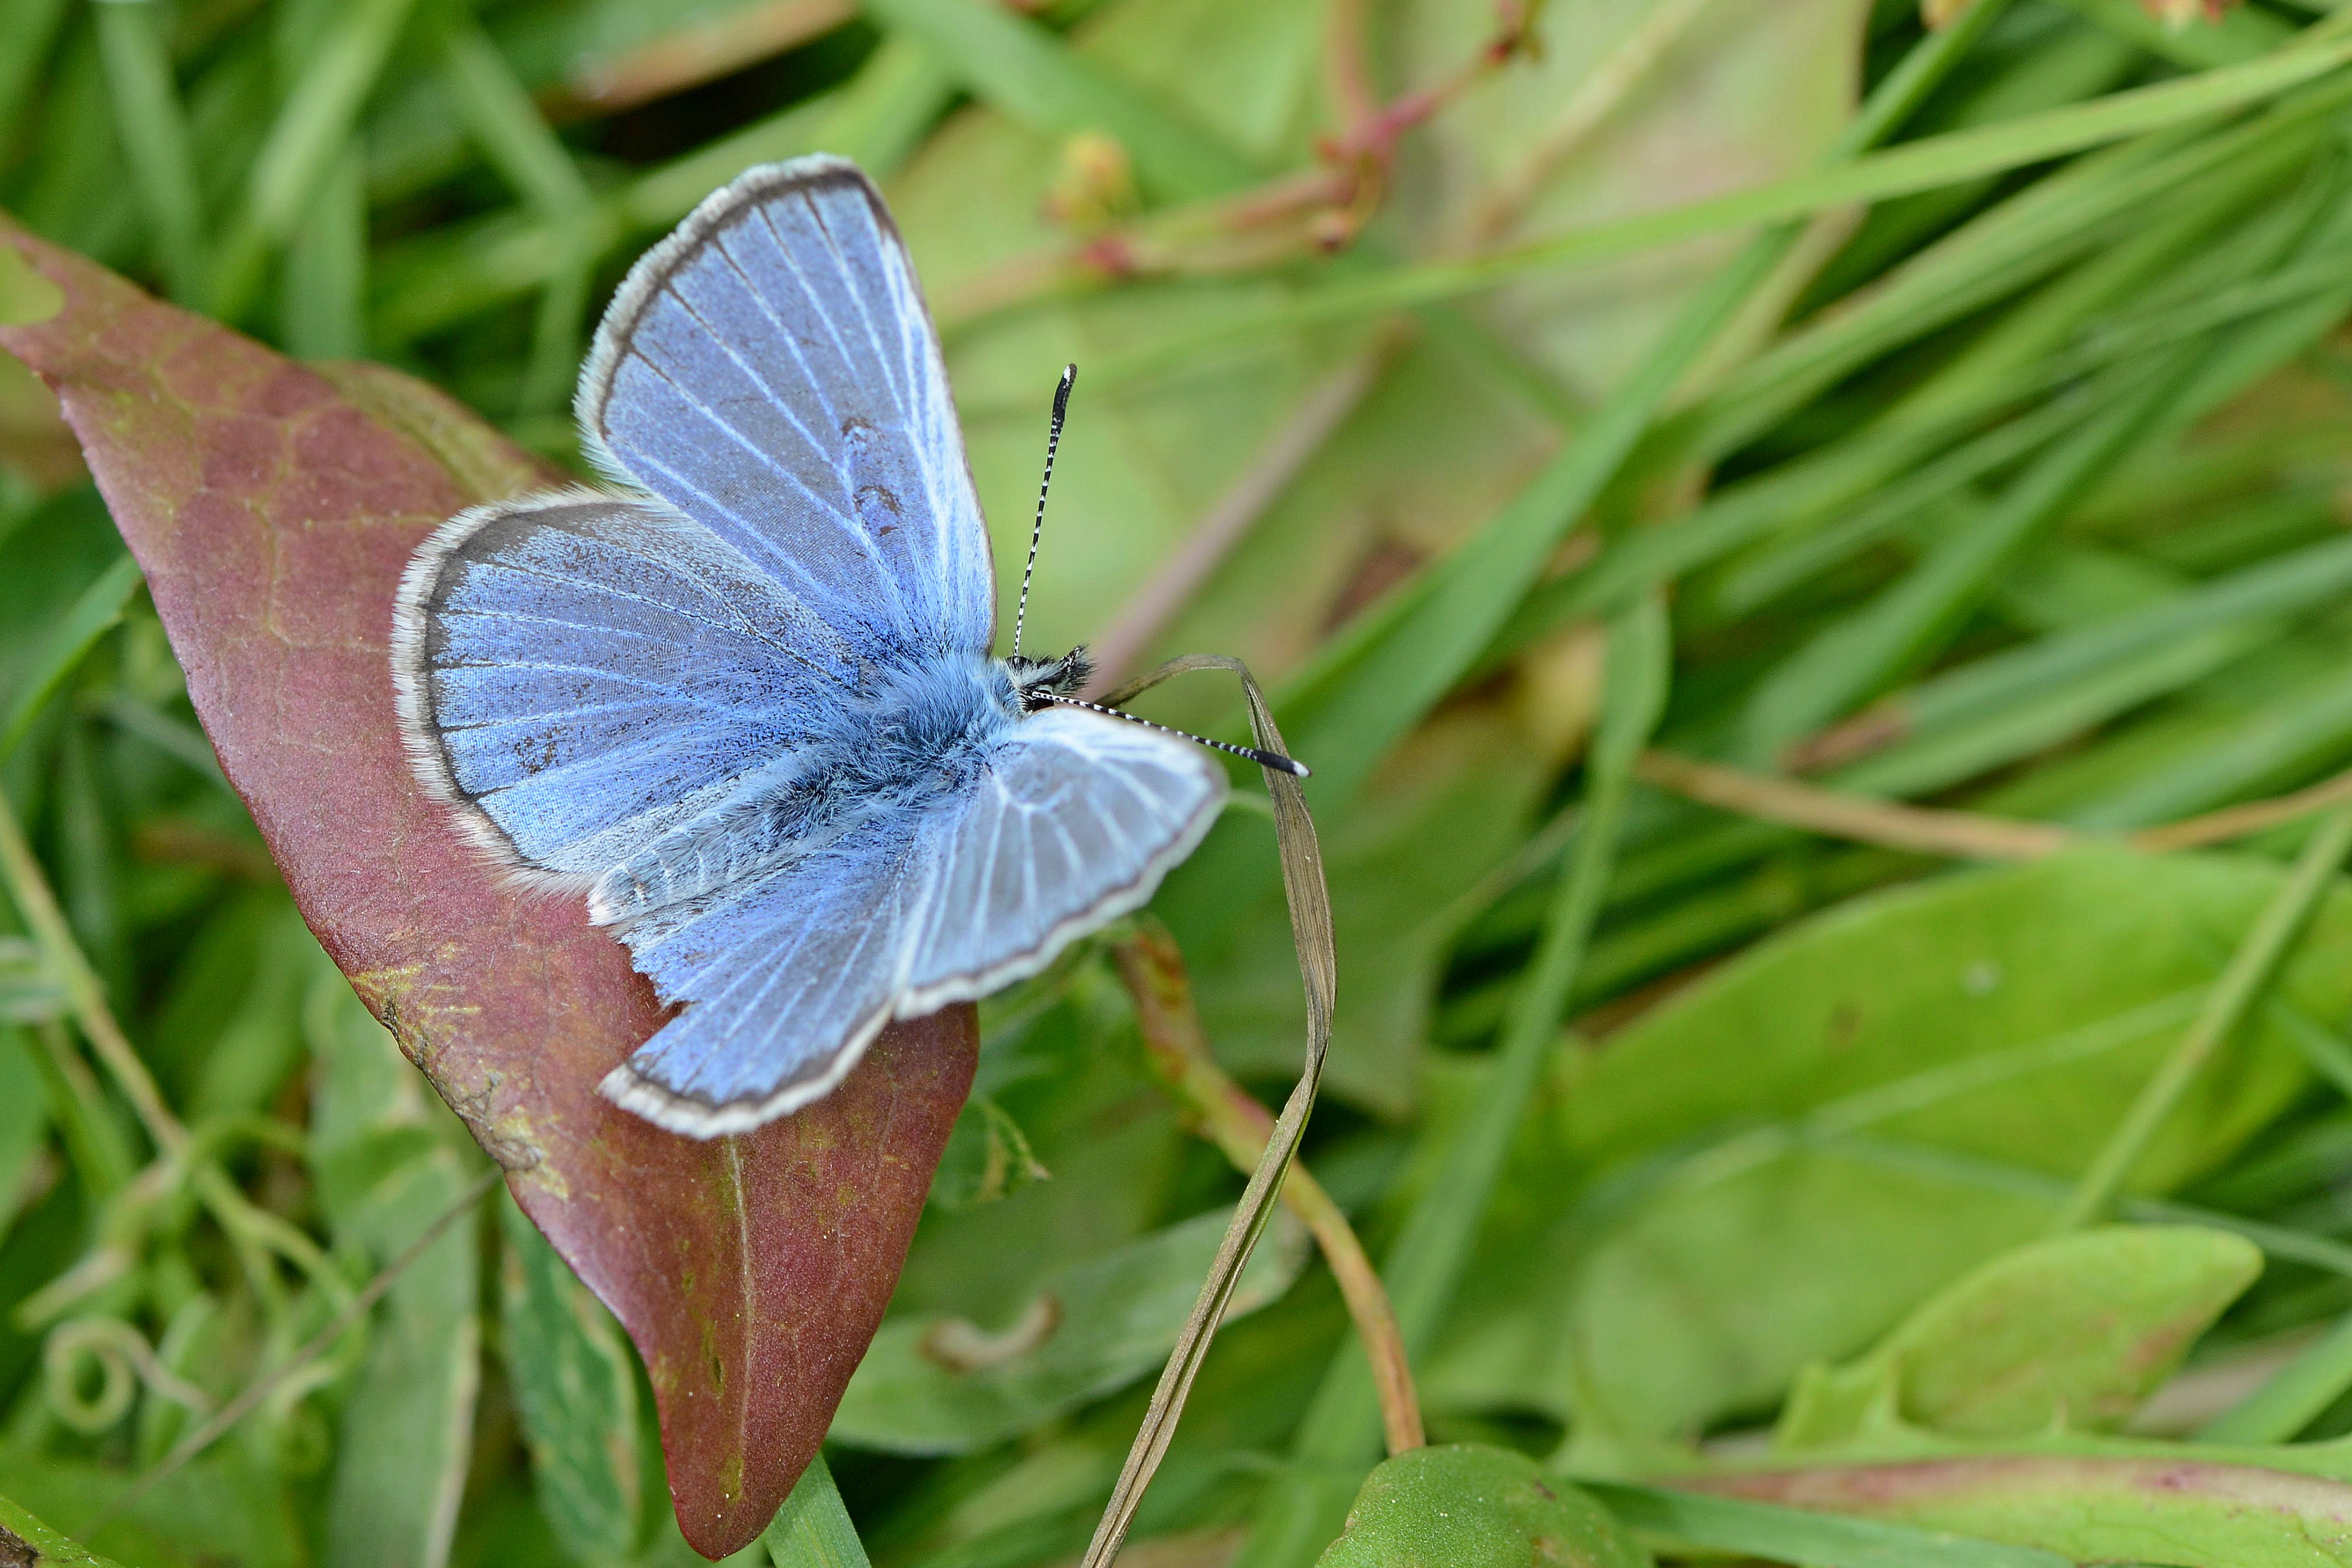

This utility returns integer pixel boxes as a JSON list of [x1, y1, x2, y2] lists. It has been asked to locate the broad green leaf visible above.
[[0, 249, 61, 324], [1315, 1445, 1651, 1568], [498, 1193, 640, 1565], [894, 973, 1191, 1325], [830, 1204, 1309, 1453], [1428, 849, 2331, 1442], [1778, 1226, 2262, 1446]]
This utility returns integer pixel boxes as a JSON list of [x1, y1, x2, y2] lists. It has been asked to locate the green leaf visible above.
[[829, 1203, 1309, 1453], [1188, 702, 1551, 1114], [1315, 1446, 1652, 1568], [497, 1193, 639, 1565], [1432, 849, 2334, 1443], [0, 242, 64, 327], [1778, 1226, 2262, 1446], [928, 1096, 1049, 1210], [0, 1453, 302, 1568], [93, 0, 206, 305], [760, 1453, 870, 1568]]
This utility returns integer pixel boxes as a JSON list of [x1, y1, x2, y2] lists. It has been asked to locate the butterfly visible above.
[[390, 155, 1301, 1137]]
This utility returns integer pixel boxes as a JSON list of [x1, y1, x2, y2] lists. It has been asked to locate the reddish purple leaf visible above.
[[0, 220, 975, 1559]]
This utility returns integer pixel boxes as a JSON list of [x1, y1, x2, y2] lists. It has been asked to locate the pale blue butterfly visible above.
[[390, 156, 1301, 1137]]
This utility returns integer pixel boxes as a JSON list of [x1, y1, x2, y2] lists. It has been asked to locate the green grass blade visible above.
[[436, 15, 592, 219], [0, 0, 72, 146], [859, 0, 1254, 200], [2055, 803, 2352, 1230], [763, 1453, 870, 1567], [372, 36, 956, 347], [0, 555, 141, 764], [1078, 37, 2352, 398], [94, 0, 208, 304], [1739, 345, 2209, 760], [1893, 511, 2352, 742], [2198, 1307, 2352, 1443], [2052, 0, 2293, 67], [1283, 1, 2026, 801], [281, 145, 366, 359], [214, 0, 425, 319]]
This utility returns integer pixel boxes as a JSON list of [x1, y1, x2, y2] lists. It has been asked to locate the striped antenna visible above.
[[1012, 364, 1076, 659], [1040, 693, 1310, 778]]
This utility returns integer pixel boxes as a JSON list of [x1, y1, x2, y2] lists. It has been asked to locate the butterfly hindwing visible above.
[[601, 709, 1223, 1136], [905, 708, 1225, 1007], [578, 154, 993, 661], [600, 817, 936, 1134]]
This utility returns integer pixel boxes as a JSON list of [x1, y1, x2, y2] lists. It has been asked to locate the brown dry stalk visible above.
[[2135, 765, 2352, 852], [1633, 749, 2075, 859], [1635, 749, 2352, 862], [1109, 921, 1423, 1456]]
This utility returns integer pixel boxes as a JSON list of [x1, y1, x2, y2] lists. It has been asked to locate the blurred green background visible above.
[[19, 0, 2352, 1564]]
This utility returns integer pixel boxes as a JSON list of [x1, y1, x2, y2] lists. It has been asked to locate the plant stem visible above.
[[2054, 804, 2352, 1231], [1632, 753, 2352, 862], [1636, 749, 2077, 859], [1110, 921, 1423, 1456]]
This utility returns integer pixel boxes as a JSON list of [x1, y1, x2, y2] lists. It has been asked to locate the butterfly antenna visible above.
[[1012, 363, 1076, 660], [1038, 693, 1310, 778]]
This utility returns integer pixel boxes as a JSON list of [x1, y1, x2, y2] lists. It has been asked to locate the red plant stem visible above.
[[1110, 922, 1424, 1456]]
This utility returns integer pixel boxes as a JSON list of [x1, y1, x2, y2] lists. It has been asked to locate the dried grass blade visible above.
[[1081, 655, 1333, 1568]]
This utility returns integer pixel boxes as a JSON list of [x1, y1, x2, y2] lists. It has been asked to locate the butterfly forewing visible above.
[[392, 491, 843, 886], [578, 155, 994, 659]]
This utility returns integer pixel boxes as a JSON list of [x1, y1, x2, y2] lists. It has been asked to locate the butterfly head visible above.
[[1004, 646, 1095, 713]]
